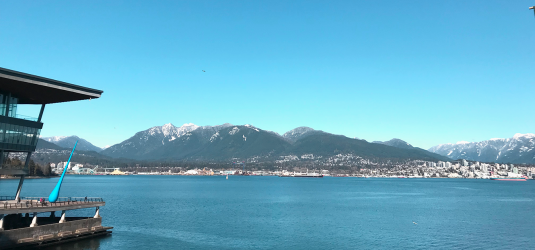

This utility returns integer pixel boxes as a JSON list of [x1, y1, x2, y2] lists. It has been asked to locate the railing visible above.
[[14, 114, 38, 122], [0, 197, 104, 210], [0, 196, 16, 201]]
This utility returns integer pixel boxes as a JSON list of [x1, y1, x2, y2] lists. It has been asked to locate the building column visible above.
[[94, 207, 101, 218], [30, 213, 38, 227], [37, 104, 45, 122], [14, 152, 33, 203], [0, 214, 4, 231], [59, 210, 66, 223], [14, 175, 24, 203], [23, 152, 32, 174], [4, 93, 10, 116]]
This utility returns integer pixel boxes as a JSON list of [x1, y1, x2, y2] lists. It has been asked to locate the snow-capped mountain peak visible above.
[[283, 127, 314, 137], [176, 123, 200, 136], [244, 124, 260, 132], [429, 133, 535, 163], [282, 127, 318, 143], [43, 136, 69, 142], [513, 133, 535, 139]]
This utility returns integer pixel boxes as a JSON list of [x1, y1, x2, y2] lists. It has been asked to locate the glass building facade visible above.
[[0, 94, 42, 152], [0, 93, 18, 118]]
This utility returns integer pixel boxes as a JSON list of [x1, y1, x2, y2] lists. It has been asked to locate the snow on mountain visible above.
[[229, 127, 240, 135], [244, 124, 260, 132], [102, 123, 235, 158], [43, 136, 68, 143], [143, 123, 202, 144], [42, 135, 103, 152], [101, 123, 448, 162], [428, 133, 535, 164], [282, 127, 317, 143]]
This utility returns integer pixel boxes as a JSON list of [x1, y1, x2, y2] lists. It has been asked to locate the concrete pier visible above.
[[0, 197, 111, 249]]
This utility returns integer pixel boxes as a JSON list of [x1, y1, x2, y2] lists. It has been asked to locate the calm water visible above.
[[1, 176, 534, 249]]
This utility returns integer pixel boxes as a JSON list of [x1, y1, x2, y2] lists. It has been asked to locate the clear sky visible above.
[[1, 1, 534, 149]]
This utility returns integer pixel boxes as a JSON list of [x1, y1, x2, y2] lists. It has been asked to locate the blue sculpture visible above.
[[48, 140, 78, 203]]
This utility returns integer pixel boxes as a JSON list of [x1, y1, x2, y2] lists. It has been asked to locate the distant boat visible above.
[[490, 177, 527, 181]]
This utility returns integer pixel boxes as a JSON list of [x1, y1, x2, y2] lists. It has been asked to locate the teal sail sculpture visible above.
[[48, 140, 78, 203]]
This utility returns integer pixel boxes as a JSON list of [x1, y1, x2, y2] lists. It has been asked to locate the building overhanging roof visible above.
[[0, 67, 103, 104]]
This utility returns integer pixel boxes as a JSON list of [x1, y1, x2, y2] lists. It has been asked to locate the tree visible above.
[[28, 160, 43, 176]]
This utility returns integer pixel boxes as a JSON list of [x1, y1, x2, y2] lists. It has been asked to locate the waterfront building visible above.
[[0, 67, 111, 248], [222, 170, 236, 175], [185, 169, 199, 175]]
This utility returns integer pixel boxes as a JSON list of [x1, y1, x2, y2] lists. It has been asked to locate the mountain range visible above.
[[40, 124, 535, 164], [428, 133, 535, 164], [96, 123, 447, 162]]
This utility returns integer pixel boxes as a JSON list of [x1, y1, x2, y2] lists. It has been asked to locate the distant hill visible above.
[[101, 123, 449, 162], [42, 136, 103, 152], [373, 138, 414, 150], [36, 138, 65, 150], [291, 133, 448, 161]]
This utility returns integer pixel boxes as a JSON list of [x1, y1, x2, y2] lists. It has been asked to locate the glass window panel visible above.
[[18, 126, 23, 145], [14, 126, 19, 144], [12, 125, 16, 144], [0, 123, 4, 142], [19, 126, 24, 145], [34, 129, 40, 146], [23, 130, 28, 145], [27, 128, 32, 146], [7, 125, 12, 144], [25, 127, 30, 145]]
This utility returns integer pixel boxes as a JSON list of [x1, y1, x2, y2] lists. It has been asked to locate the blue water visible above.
[[1, 176, 534, 249]]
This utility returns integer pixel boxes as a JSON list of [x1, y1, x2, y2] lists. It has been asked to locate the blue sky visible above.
[[1, 1, 534, 149]]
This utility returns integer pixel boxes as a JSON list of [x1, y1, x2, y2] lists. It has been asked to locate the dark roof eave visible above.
[[0, 67, 103, 104]]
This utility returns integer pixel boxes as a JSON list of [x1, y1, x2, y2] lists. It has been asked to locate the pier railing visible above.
[[1, 197, 104, 210]]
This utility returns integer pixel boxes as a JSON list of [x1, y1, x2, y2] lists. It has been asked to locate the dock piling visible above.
[[93, 207, 100, 218], [30, 212, 38, 227], [59, 210, 66, 223]]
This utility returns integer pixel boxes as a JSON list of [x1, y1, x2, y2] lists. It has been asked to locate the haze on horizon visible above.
[[1, 1, 534, 149]]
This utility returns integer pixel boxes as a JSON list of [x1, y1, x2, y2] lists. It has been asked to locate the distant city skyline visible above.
[[3, 1, 535, 149]]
